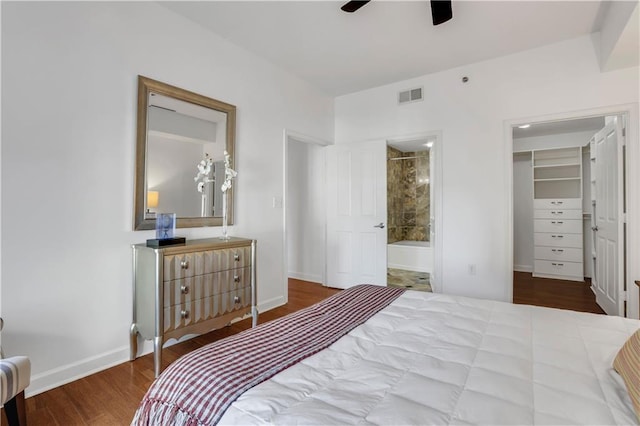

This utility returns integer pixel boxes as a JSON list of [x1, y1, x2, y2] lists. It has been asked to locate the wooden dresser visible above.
[[129, 237, 257, 376]]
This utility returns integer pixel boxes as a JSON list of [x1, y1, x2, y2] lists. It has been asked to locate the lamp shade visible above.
[[147, 191, 159, 209]]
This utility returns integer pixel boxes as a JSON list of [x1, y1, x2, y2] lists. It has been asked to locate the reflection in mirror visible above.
[[146, 93, 226, 218], [134, 76, 236, 230]]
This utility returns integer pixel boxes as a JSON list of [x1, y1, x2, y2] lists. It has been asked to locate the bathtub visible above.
[[387, 240, 433, 273]]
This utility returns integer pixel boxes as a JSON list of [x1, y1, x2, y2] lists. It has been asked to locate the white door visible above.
[[326, 140, 387, 289], [592, 118, 625, 316]]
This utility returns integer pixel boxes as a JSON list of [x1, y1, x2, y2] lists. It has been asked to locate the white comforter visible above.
[[219, 290, 639, 425]]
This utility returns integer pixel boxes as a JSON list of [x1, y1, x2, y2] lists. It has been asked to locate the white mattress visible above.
[[219, 290, 639, 425]]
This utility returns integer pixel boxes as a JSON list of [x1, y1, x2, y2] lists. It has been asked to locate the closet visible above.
[[532, 147, 584, 281], [513, 115, 627, 316]]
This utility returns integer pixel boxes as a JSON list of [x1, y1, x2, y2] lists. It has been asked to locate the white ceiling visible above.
[[512, 116, 606, 139], [161, 1, 604, 96]]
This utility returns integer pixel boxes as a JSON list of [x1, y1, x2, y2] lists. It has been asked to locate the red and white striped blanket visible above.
[[131, 284, 405, 426]]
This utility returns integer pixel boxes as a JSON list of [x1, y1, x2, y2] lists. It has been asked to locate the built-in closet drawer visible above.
[[534, 247, 583, 263], [533, 209, 582, 220], [533, 198, 582, 210], [534, 219, 582, 234], [534, 233, 583, 248], [534, 260, 583, 279]]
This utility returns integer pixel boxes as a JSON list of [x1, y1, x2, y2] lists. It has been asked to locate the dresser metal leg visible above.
[[129, 324, 138, 361], [153, 336, 163, 377], [252, 306, 259, 327]]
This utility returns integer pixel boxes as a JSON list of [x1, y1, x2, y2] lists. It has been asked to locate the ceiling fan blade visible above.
[[341, 0, 370, 13], [430, 0, 452, 25]]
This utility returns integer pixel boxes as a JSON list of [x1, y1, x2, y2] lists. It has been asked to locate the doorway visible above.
[[511, 114, 628, 315], [284, 131, 329, 302], [386, 138, 435, 292]]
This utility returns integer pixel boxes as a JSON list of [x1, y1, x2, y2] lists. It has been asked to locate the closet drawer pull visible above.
[[551, 263, 564, 267], [180, 285, 189, 294], [180, 260, 189, 269], [234, 296, 241, 304], [551, 201, 564, 205], [234, 275, 240, 283], [180, 310, 190, 319], [551, 235, 564, 239], [551, 249, 564, 253], [551, 211, 563, 215], [551, 221, 564, 224], [234, 253, 240, 261]]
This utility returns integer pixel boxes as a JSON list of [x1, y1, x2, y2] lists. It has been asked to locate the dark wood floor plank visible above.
[[513, 271, 605, 314]]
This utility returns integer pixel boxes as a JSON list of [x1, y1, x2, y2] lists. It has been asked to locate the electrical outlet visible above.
[[468, 264, 477, 275]]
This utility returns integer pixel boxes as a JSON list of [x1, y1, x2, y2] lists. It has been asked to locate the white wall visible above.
[[514, 130, 596, 152], [512, 152, 533, 272], [286, 140, 325, 284], [335, 35, 639, 301], [1, 2, 333, 395]]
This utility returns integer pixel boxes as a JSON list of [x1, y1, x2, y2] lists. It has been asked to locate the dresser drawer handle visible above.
[[233, 253, 240, 262], [180, 310, 190, 319], [180, 260, 189, 269], [551, 235, 564, 239], [234, 296, 241, 304], [551, 211, 563, 215], [180, 285, 189, 294], [551, 201, 564, 205], [551, 221, 564, 225], [234, 275, 240, 283], [551, 263, 564, 267], [551, 249, 564, 253]]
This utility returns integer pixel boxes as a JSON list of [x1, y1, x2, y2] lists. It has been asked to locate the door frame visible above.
[[385, 131, 444, 292], [504, 103, 640, 318], [283, 129, 331, 303]]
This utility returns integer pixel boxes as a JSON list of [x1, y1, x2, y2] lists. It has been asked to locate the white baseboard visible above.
[[514, 264, 533, 273], [288, 271, 323, 284], [27, 346, 130, 398], [258, 295, 286, 313], [27, 296, 287, 398]]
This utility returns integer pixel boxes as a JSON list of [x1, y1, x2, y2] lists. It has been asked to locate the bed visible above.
[[132, 285, 640, 425]]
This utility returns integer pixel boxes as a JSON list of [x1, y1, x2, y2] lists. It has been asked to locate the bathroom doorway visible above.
[[386, 137, 435, 291]]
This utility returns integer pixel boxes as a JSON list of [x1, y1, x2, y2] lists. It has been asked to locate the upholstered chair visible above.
[[1, 318, 31, 426]]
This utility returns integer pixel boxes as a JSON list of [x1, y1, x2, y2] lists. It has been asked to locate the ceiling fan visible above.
[[341, 0, 453, 26]]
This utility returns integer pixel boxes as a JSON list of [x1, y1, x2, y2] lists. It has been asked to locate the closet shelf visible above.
[[534, 177, 581, 182], [533, 163, 581, 169]]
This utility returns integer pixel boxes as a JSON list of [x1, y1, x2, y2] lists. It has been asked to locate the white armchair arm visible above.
[[1, 356, 31, 405]]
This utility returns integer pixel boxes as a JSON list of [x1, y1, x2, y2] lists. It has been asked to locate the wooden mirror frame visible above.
[[133, 76, 236, 230]]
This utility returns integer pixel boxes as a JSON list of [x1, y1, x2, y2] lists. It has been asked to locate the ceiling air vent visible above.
[[398, 87, 423, 105]]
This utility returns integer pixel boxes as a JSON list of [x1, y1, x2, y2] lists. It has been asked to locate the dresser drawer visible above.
[[163, 252, 197, 280], [216, 267, 251, 294], [533, 198, 581, 210], [534, 233, 583, 248], [163, 287, 251, 332], [534, 247, 583, 263], [534, 260, 583, 278], [534, 219, 582, 234], [533, 209, 582, 219], [219, 286, 252, 315]]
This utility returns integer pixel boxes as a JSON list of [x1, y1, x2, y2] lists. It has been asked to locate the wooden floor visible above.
[[3, 275, 602, 425], [513, 271, 605, 314], [2, 279, 339, 426]]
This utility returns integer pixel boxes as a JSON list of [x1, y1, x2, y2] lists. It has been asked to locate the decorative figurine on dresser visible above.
[[130, 237, 257, 377]]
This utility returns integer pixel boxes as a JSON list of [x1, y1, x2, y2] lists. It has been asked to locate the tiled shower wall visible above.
[[387, 146, 430, 243]]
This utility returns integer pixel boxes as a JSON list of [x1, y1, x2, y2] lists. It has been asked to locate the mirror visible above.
[[134, 76, 236, 230]]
